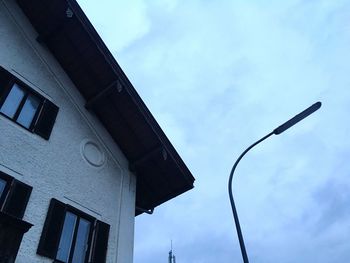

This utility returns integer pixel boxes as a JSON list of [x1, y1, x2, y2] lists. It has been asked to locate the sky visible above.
[[78, 1, 350, 262]]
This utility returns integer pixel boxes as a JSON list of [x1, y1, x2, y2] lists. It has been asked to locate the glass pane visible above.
[[57, 212, 77, 263], [72, 218, 91, 263], [17, 94, 40, 128], [0, 83, 25, 118], [0, 178, 6, 198]]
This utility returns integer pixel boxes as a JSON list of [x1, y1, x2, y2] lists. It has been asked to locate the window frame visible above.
[[55, 205, 95, 263], [0, 75, 44, 132], [0, 172, 12, 209]]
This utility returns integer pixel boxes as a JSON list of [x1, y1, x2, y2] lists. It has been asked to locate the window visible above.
[[0, 178, 6, 198], [37, 199, 110, 263], [0, 83, 41, 129], [0, 67, 59, 140], [0, 178, 8, 207], [56, 211, 92, 263], [0, 171, 33, 219]]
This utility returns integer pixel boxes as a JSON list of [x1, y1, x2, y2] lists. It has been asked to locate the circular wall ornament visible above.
[[80, 139, 106, 168]]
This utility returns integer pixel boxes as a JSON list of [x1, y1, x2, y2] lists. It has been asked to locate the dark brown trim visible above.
[[85, 80, 118, 110], [129, 146, 164, 172]]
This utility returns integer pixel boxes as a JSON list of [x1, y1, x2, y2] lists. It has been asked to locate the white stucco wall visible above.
[[0, 0, 136, 262]]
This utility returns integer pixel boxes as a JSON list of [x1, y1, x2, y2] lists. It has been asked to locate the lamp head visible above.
[[273, 102, 322, 135]]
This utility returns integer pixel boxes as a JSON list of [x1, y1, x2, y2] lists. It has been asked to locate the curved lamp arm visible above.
[[228, 131, 274, 263], [228, 102, 321, 263]]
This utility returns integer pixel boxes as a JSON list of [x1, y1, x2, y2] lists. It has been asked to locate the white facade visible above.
[[0, 0, 136, 262]]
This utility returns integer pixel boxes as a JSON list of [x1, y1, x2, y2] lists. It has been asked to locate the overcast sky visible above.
[[78, 1, 350, 262]]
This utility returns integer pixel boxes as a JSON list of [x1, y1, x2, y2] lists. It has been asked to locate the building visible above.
[[0, 0, 195, 262]]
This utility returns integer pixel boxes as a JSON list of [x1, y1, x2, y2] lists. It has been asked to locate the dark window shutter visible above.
[[0, 67, 12, 101], [2, 180, 32, 219], [91, 220, 110, 263], [37, 198, 66, 258], [33, 99, 59, 140]]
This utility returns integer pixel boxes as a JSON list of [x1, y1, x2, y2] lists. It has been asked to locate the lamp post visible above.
[[228, 102, 322, 263]]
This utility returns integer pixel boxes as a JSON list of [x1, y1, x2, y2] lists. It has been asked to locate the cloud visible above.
[[77, 0, 151, 52], [78, 0, 350, 262]]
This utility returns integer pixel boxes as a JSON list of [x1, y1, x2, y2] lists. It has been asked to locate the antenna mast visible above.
[[168, 240, 176, 263]]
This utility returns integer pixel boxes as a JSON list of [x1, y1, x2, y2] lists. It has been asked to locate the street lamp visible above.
[[228, 102, 322, 263]]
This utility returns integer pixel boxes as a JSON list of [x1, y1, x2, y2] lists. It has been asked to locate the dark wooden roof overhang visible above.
[[16, 0, 195, 216]]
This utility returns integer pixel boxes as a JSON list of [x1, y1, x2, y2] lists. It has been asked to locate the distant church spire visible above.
[[168, 240, 176, 263]]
